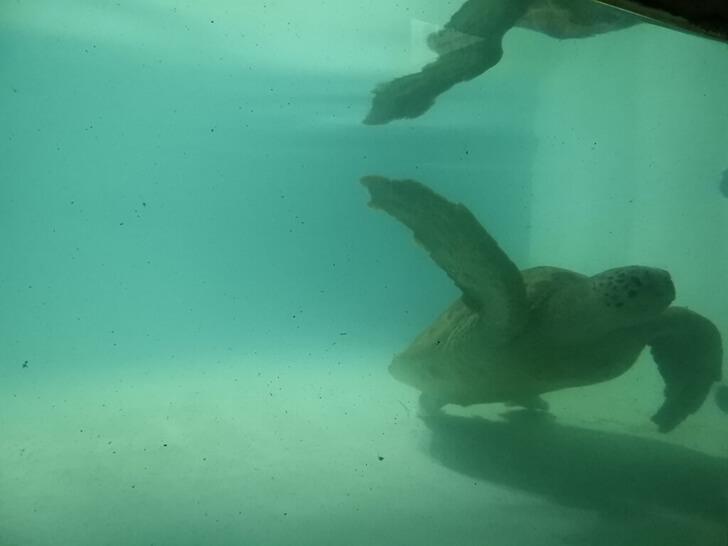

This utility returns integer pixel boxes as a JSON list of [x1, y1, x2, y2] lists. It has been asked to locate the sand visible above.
[[1, 351, 725, 546]]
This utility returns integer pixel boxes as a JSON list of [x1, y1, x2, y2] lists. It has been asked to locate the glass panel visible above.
[[2, 2, 726, 545]]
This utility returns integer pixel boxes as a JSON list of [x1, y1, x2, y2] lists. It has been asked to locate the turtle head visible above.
[[591, 266, 675, 326]]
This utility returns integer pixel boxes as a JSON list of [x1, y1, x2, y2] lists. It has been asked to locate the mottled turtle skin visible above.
[[362, 176, 723, 432]]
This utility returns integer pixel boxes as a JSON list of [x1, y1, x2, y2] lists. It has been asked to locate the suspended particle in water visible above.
[[719, 169, 728, 198]]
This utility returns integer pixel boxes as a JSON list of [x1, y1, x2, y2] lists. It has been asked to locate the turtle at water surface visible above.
[[364, 0, 728, 125], [364, 0, 640, 125], [361, 175, 723, 432]]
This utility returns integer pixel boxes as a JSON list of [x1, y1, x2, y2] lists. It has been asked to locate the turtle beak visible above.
[[634, 267, 675, 313]]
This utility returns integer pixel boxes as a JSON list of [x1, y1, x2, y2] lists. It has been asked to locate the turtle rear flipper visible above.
[[648, 307, 723, 432], [361, 176, 528, 343]]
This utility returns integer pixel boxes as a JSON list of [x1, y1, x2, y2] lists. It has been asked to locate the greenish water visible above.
[[1, 2, 727, 545]]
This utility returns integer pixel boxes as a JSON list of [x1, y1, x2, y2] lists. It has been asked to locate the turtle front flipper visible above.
[[648, 307, 723, 432], [361, 176, 528, 343], [363, 0, 533, 125]]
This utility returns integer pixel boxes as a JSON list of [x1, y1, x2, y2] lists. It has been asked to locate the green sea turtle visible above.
[[362, 175, 723, 432], [364, 0, 639, 125], [364, 0, 728, 125]]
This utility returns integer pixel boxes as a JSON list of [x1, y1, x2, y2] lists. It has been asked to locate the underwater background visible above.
[[1, 1, 727, 545]]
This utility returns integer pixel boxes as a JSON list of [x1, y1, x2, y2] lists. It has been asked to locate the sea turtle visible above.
[[363, 0, 728, 125], [362, 175, 723, 432], [364, 0, 640, 125]]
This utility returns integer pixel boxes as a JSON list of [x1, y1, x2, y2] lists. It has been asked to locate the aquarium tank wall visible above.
[[1, 1, 727, 545]]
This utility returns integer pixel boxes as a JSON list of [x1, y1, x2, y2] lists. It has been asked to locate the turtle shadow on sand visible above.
[[421, 410, 727, 526]]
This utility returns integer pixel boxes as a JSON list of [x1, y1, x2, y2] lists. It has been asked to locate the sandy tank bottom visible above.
[[1, 349, 725, 546]]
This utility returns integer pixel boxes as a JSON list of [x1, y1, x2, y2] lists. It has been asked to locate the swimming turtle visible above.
[[362, 175, 723, 432], [363, 0, 728, 125], [364, 0, 639, 125]]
